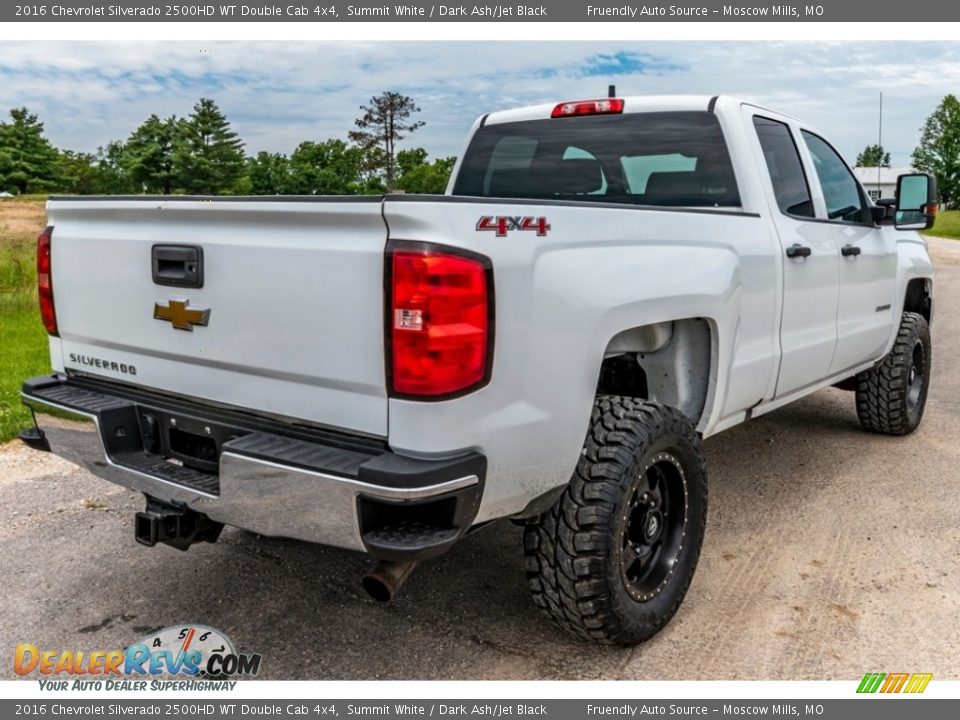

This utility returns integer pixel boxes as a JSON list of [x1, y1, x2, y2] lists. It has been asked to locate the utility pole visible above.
[[877, 91, 883, 198]]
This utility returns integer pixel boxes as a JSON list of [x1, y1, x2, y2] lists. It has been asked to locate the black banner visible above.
[[2, 0, 956, 23], [3, 699, 959, 720]]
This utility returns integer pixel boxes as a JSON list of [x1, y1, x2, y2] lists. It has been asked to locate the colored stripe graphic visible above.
[[857, 673, 885, 693], [880, 673, 909, 693], [857, 672, 932, 694], [904, 673, 933, 693]]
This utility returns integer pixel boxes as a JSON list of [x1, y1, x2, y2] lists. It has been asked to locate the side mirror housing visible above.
[[873, 197, 896, 223], [895, 173, 938, 230]]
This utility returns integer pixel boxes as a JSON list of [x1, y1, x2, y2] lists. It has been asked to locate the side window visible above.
[[752, 117, 814, 218], [801, 131, 869, 224]]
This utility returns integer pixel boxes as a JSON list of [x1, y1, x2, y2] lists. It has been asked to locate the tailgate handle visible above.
[[152, 245, 204, 288]]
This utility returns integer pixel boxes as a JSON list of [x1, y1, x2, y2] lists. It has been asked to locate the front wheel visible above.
[[856, 312, 931, 436], [524, 397, 707, 645]]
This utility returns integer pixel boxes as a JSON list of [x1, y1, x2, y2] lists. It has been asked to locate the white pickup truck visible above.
[[21, 95, 937, 646]]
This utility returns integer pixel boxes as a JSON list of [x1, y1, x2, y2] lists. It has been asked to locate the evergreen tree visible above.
[[855, 144, 891, 168], [174, 98, 245, 194], [58, 150, 105, 194], [124, 114, 181, 194], [348, 92, 424, 191], [96, 141, 138, 194], [0, 107, 62, 194], [912, 94, 960, 208]]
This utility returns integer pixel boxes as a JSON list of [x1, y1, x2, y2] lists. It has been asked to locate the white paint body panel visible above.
[[43, 95, 933, 525], [384, 199, 777, 521], [47, 199, 389, 437]]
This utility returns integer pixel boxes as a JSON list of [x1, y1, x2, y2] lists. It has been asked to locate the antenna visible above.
[[608, 85, 616, 98], [877, 91, 883, 198]]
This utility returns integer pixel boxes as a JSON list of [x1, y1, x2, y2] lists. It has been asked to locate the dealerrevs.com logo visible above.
[[15, 625, 261, 690]]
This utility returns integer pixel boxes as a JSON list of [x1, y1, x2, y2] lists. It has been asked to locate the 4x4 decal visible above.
[[476, 215, 551, 237]]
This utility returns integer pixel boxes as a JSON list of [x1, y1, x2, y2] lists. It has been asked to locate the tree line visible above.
[[855, 94, 959, 208], [0, 92, 455, 197], [3, 92, 958, 207]]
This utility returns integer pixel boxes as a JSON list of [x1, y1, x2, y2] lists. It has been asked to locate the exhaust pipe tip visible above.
[[362, 560, 419, 603], [362, 575, 395, 603]]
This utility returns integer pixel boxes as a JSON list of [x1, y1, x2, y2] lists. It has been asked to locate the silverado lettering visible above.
[[67, 353, 137, 376]]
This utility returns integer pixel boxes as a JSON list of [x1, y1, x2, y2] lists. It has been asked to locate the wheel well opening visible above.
[[598, 355, 648, 398], [598, 318, 712, 428], [904, 278, 932, 323]]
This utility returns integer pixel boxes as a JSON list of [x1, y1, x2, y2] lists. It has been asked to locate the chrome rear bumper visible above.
[[22, 375, 484, 559]]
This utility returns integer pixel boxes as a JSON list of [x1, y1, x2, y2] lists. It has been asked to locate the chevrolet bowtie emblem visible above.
[[154, 298, 211, 331]]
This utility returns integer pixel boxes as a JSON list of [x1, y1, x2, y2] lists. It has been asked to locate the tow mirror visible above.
[[895, 173, 937, 230]]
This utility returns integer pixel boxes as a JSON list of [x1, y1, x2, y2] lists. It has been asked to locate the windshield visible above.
[[452, 111, 740, 208]]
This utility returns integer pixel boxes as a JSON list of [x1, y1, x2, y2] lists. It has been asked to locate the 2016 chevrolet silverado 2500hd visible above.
[[20, 95, 937, 646]]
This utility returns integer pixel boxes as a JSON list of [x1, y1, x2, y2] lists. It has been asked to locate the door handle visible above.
[[786, 244, 812, 259], [841, 244, 862, 257]]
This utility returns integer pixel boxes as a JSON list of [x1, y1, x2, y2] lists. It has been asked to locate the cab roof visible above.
[[482, 95, 797, 126]]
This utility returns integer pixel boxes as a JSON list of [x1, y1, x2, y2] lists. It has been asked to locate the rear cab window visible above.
[[452, 111, 741, 209]]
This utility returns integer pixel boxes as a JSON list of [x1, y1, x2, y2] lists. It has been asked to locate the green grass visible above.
[[1, 194, 50, 203], [924, 210, 960, 240], [0, 294, 50, 442], [0, 201, 51, 443]]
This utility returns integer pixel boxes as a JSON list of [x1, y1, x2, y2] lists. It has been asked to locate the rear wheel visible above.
[[855, 312, 931, 435], [524, 397, 707, 645]]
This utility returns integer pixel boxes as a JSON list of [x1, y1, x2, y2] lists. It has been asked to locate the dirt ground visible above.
[[0, 200, 46, 245], [1, 239, 958, 681]]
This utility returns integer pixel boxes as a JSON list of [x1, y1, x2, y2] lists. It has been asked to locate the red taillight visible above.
[[389, 246, 492, 398], [37, 226, 58, 336], [551, 98, 624, 118]]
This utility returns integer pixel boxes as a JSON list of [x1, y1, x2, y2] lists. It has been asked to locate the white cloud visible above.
[[0, 41, 957, 165]]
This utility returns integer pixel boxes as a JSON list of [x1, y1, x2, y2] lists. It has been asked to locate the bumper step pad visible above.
[[115, 451, 221, 495], [362, 521, 460, 554], [223, 432, 372, 478]]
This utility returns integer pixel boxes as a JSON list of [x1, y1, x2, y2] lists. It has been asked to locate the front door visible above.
[[798, 130, 898, 375]]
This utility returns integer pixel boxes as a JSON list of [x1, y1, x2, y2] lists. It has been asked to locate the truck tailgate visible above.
[[47, 198, 389, 437]]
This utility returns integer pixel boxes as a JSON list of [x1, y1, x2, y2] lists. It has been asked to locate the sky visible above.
[[0, 41, 957, 167]]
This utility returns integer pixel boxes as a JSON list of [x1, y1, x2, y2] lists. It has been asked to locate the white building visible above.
[[853, 166, 914, 202]]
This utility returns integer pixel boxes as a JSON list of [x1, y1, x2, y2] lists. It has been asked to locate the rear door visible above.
[[48, 198, 389, 436], [749, 113, 842, 397]]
